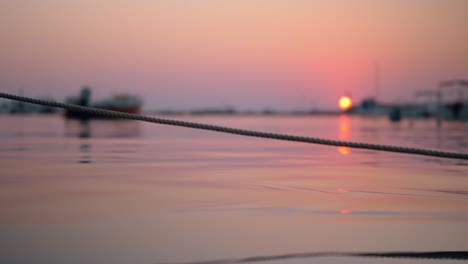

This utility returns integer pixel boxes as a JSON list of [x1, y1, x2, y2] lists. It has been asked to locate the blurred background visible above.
[[1, 0, 467, 112]]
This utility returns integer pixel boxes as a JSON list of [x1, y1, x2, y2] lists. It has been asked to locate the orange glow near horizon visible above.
[[339, 96, 353, 111]]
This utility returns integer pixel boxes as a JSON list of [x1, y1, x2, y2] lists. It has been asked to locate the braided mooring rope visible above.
[[156, 251, 468, 264], [1, 92, 467, 160]]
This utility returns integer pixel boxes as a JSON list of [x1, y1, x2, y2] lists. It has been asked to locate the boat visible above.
[[64, 86, 142, 119]]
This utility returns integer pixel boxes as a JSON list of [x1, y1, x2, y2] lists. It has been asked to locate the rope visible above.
[[1, 92, 468, 160], [157, 251, 468, 264]]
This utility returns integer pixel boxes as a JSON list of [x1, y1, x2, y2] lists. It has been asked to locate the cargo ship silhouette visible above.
[[64, 86, 142, 119]]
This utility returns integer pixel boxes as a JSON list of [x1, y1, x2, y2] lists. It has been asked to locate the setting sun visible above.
[[339, 96, 353, 111]]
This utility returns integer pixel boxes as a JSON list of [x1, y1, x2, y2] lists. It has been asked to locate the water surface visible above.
[[0, 114, 467, 264]]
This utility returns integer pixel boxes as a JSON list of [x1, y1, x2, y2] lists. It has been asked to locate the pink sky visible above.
[[1, 0, 467, 110]]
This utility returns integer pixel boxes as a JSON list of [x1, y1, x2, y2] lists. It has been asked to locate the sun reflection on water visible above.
[[338, 114, 351, 155]]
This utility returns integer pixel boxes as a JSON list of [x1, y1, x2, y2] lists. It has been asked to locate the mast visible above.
[[374, 60, 380, 100]]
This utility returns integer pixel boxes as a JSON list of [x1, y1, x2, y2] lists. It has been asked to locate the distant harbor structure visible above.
[[340, 62, 467, 121], [64, 86, 142, 119], [346, 79, 467, 122], [0, 89, 58, 114]]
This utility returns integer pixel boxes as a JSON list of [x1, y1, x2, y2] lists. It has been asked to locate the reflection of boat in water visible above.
[[65, 86, 142, 119], [64, 119, 142, 138]]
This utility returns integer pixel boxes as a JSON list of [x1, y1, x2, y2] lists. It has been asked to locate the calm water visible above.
[[0, 114, 467, 264]]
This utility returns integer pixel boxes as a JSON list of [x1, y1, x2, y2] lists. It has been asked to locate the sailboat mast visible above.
[[374, 61, 380, 100]]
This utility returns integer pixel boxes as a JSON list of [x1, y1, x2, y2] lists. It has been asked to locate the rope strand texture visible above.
[[157, 251, 468, 264], [1, 92, 468, 160]]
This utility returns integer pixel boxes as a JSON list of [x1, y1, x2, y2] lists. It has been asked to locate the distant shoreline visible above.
[[148, 110, 343, 116]]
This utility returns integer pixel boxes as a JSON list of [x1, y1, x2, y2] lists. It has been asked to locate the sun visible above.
[[339, 96, 352, 111]]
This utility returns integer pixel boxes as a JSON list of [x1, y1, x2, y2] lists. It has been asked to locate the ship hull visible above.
[[64, 106, 141, 119]]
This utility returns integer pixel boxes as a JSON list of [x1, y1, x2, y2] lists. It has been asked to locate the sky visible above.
[[1, 0, 467, 111]]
